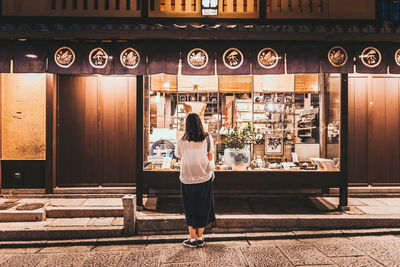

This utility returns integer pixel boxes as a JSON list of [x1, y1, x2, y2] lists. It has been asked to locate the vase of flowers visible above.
[[223, 123, 256, 170]]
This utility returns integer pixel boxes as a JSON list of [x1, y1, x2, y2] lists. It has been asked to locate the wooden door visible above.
[[57, 75, 136, 187], [368, 77, 400, 185], [348, 75, 400, 185]]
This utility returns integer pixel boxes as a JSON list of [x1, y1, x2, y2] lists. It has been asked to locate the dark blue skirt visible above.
[[181, 178, 216, 229]]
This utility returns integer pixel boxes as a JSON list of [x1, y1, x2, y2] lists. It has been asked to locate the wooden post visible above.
[[46, 74, 56, 194], [136, 75, 144, 209], [123, 194, 136, 236], [0, 74, 2, 192], [339, 73, 349, 210]]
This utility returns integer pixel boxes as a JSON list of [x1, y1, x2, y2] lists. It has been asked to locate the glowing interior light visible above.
[[312, 84, 318, 91], [155, 92, 161, 103], [266, 103, 275, 112], [163, 82, 170, 90], [26, 54, 38, 59]]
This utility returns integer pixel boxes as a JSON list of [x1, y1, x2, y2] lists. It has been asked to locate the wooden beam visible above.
[[141, 0, 148, 17], [259, 0, 266, 19]]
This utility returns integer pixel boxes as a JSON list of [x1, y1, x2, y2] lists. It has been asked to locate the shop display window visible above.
[[143, 71, 341, 172]]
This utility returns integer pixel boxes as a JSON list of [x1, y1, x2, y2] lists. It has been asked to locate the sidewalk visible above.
[[1, 195, 400, 242], [1, 234, 400, 267]]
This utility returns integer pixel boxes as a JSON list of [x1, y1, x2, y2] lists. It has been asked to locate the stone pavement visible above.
[[1, 234, 400, 266]]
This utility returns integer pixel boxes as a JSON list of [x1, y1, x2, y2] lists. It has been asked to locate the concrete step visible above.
[[45, 207, 123, 218], [0, 226, 123, 241], [136, 213, 400, 234], [53, 187, 136, 194], [0, 210, 46, 222]]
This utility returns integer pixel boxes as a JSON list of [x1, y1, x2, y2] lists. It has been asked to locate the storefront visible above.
[[1, 39, 400, 208]]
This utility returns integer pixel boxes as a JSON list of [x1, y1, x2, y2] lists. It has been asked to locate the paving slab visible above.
[[36, 253, 86, 267], [247, 197, 283, 214], [0, 255, 9, 265], [78, 251, 123, 267], [214, 198, 253, 214], [249, 239, 302, 246], [202, 246, 247, 267], [357, 198, 388, 206], [322, 197, 365, 207], [0, 247, 42, 254], [81, 199, 122, 207], [46, 207, 123, 218], [161, 247, 202, 264], [111, 217, 123, 226], [47, 218, 91, 227], [276, 197, 314, 214], [161, 263, 204, 267], [0, 254, 48, 267], [0, 210, 45, 222], [240, 245, 293, 267], [89, 217, 115, 226], [357, 205, 400, 215], [49, 199, 87, 207], [373, 198, 400, 206], [277, 244, 334, 265], [0, 221, 49, 229], [304, 239, 364, 257], [38, 245, 94, 253], [119, 250, 162, 267], [92, 244, 146, 251], [348, 239, 400, 267], [330, 256, 384, 267], [206, 240, 249, 247]]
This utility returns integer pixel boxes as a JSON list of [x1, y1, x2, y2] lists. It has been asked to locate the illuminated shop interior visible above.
[[143, 67, 341, 172]]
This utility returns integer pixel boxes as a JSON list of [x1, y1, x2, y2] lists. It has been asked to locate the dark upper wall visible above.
[[1, 0, 377, 20]]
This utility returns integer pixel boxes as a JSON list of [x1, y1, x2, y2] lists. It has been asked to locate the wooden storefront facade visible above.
[[1, 1, 400, 209]]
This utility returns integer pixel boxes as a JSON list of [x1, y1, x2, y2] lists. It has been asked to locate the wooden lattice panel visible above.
[[149, 0, 259, 18], [2, 0, 141, 17]]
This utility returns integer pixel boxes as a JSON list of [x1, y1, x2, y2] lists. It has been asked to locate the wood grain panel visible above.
[[385, 78, 400, 183], [101, 76, 117, 183], [350, 77, 368, 183], [84, 76, 99, 181], [369, 77, 387, 184], [58, 76, 95, 186], [58, 75, 137, 186], [128, 77, 137, 182]]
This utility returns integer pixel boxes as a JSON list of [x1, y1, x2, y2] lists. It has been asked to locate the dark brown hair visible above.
[[182, 113, 207, 142]]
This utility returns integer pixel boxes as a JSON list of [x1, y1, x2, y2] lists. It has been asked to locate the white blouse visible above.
[[175, 135, 214, 184]]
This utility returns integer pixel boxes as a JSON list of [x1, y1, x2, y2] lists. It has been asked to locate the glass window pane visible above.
[[144, 73, 341, 172]]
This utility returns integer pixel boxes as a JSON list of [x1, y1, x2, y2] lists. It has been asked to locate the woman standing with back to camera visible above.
[[175, 113, 216, 248]]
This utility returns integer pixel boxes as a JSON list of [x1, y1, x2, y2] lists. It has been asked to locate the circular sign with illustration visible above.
[[360, 47, 381, 68], [187, 48, 209, 69], [120, 47, 140, 69], [54, 46, 75, 68], [89, 47, 109, 69], [395, 48, 400, 67], [257, 48, 280, 69], [328, 46, 348, 67], [223, 48, 244, 69]]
